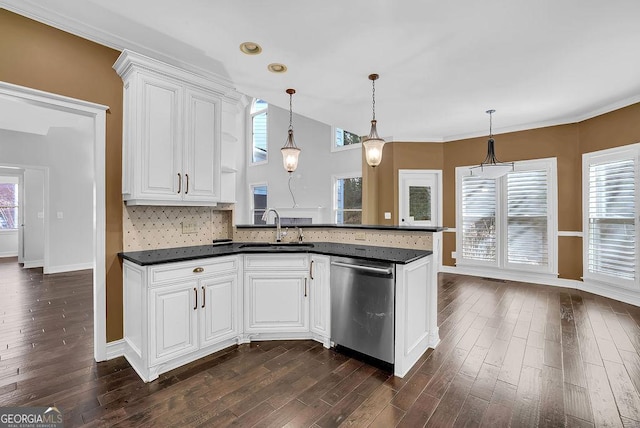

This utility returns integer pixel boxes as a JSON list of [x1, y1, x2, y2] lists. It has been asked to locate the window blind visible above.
[[588, 159, 635, 280], [461, 176, 496, 262], [507, 170, 548, 266]]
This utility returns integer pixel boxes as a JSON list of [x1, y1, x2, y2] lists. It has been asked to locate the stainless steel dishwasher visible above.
[[330, 256, 395, 364]]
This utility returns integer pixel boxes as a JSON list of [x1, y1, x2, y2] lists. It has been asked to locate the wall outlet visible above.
[[57, 211, 63, 219], [384, 212, 391, 220], [355, 232, 366, 241], [181, 222, 198, 234], [451, 251, 457, 259]]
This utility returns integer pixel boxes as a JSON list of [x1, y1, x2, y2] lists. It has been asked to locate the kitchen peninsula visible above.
[[120, 225, 443, 382]]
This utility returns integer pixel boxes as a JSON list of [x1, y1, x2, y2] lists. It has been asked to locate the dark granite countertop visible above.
[[236, 224, 446, 232], [119, 242, 432, 266]]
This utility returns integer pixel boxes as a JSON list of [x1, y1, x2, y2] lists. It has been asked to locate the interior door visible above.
[[398, 170, 442, 227]]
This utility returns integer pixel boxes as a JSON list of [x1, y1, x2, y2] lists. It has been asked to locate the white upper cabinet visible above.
[[114, 50, 241, 206]]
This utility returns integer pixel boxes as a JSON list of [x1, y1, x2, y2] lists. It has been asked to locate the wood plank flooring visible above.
[[2, 256, 640, 427]]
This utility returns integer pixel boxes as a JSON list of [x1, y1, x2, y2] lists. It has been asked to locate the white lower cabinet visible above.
[[123, 256, 241, 382], [200, 273, 239, 347], [309, 255, 331, 347], [243, 254, 310, 339], [149, 281, 199, 365]]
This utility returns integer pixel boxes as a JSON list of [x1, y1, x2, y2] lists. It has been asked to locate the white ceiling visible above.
[[4, 0, 640, 141]]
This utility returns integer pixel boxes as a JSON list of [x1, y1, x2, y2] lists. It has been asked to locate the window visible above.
[[583, 144, 639, 288], [251, 99, 268, 163], [334, 175, 362, 224], [333, 127, 361, 151], [0, 182, 19, 230], [251, 185, 268, 225], [456, 158, 557, 274]]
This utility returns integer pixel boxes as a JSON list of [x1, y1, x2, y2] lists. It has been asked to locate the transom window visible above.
[[251, 99, 268, 164], [333, 128, 361, 151]]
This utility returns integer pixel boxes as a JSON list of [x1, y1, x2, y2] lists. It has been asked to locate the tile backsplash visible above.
[[124, 204, 433, 252], [123, 205, 232, 251], [233, 227, 433, 251]]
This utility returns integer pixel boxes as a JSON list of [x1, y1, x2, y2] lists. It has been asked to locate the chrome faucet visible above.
[[261, 208, 283, 242]]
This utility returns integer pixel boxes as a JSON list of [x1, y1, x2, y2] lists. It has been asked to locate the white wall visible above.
[[0, 123, 94, 272], [241, 103, 362, 224], [23, 168, 45, 266], [0, 175, 19, 257]]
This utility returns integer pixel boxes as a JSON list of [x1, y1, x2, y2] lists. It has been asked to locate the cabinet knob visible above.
[[193, 267, 204, 273]]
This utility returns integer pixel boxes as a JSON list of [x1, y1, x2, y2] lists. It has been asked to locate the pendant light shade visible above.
[[281, 88, 300, 173], [470, 109, 514, 178], [363, 74, 385, 167]]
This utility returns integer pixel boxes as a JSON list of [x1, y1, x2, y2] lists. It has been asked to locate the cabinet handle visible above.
[[194, 287, 197, 310], [193, 267, 204, 273], [177, 173, 182, 194], [310, 260, 315, 280], [202, 286, 205, 309], [304, 278, 308, 297], [185, 174, 189, 194]]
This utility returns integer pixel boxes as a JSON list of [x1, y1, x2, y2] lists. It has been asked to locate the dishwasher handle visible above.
[[330, 261, 393, 275]]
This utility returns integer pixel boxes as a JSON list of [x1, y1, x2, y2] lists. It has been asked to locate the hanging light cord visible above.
[[371, 78, 376, 121], [289, 92, 293, 131], [288, 175, 298, 208], [488, 110, 493, 139]]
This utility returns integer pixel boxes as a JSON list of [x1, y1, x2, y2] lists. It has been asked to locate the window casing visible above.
[[251, 99, 268, 164], [0, 182, 18, 230], [456, 158, 557, 275], [333, 174, 362, 225], [583, 144, 639, 290], [251, 184, 268, 225]]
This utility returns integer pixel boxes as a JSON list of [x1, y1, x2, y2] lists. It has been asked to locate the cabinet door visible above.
[[183, 88, 221, 202], [309, 255, 331, 338], [244, 271, 309, 333], [136, 74, 183, 201], [149, 281, 198, 365], [200, 273, 239, 347]]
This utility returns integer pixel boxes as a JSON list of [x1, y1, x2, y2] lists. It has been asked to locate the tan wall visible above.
[[363, 142, 443, 225], [372, 104, 640, 281], [0, 10, 124, 341]]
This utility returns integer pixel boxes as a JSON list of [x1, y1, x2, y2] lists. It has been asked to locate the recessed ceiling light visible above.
[[239, 42, 262, 55], [268, 63, 288, 73]]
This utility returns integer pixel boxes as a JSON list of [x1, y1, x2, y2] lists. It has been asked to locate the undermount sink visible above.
[[239, 242, 315, 249]]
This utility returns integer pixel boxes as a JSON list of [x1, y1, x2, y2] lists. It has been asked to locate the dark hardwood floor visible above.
[[2, 256, 640, 427]]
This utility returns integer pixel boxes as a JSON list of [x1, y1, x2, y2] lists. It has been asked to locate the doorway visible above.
[[0, 81, 108, 361], [398, 169, 442, 227]]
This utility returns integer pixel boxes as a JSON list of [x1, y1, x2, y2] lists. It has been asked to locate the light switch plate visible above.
[[384, 212, 391, 220]]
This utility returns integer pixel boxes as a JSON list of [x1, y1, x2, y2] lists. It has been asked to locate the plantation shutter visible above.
[[507, 170, 548, 266], [587, 159, 636, 281], [461, 176, 496, 262]]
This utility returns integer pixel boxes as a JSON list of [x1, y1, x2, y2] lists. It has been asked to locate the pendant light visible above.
[[362, 73, 385, 167], [470, 109, 514, 178], [281, 88, 301, 173]]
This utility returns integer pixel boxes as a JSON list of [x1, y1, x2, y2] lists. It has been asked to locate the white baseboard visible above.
[[23, 259, 44, 268], [440, 265, 640, 306], [44, 262, 93, 274], [106, 339, 125, 360], [0, 252, 18, 258]]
